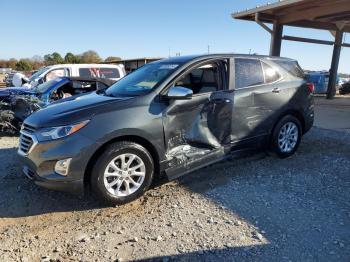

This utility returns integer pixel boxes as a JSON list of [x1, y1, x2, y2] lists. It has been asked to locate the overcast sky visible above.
[[1, 0, 349, 73]]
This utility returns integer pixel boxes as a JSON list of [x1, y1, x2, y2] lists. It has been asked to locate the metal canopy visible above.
[[232, 0, 350, 99], [232, 0, 350, 32]]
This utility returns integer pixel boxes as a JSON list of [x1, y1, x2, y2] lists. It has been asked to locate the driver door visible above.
[[161, 59, 233, 179]]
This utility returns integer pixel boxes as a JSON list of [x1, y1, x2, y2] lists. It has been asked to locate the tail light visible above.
[[306, 82, 315, 93]]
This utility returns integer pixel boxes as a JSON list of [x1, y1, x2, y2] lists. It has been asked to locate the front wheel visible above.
[[91, 141, 154, 206], [270, 115, 302, 158]]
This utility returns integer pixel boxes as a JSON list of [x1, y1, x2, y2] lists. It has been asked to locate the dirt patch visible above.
[[0, 128, 349, 261]]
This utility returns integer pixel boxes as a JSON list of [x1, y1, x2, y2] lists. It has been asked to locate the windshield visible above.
[[29, 67, 50, 81], [32, 78, 63, 94], [104, 62, 180, 97]]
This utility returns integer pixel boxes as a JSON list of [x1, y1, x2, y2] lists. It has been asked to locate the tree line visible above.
[[0, 50, 121, 72]]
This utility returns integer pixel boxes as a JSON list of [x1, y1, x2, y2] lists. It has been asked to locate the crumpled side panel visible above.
[[164, 95, 232, 168]]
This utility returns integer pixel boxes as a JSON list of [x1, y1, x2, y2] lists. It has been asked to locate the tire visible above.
[[270, 115, 302, 158], [91, 141, 154, 206]]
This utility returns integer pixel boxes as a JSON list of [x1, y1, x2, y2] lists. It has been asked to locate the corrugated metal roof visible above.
[[233, 0, 350, 32]]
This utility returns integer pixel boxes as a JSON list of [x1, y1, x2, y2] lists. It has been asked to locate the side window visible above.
[[79, 68, 120, 79], [45, 68, 68, 82], [49, 83, 74, 101], [273, 60, 305, 78], [99, 68, 120, 79], [235, 58, 264, 89], [72, 81, 96, 94], [175, 62, 226, 95], [79, 68, 91, 78], [262, 62, 281, 83]]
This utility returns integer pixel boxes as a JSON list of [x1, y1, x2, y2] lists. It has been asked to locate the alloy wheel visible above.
[[278, 122, 299, 153], [103, 153, 146, 197]]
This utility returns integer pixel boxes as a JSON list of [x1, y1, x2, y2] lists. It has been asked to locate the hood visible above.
[[0, 87, 35, 97], [25, 92, 134, 128]]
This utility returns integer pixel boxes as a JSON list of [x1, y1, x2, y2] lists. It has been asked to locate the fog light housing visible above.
[[54, 158, 72, 176]]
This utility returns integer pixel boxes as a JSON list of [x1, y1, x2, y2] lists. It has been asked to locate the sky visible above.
[[1, 0, 349, 73]]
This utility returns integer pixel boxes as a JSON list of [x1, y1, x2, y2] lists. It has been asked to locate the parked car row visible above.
[[26, 64, 125, 88], [4, 72, 17, 87], [339, 81, 350, 95], [0, 77, 115, 133], [17, 54, 314, 205]]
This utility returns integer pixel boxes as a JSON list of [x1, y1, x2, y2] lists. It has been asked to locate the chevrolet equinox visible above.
[[18, 54, 314, 205]]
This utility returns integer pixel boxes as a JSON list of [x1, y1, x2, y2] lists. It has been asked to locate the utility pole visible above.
[[207, 45, 210, 54]]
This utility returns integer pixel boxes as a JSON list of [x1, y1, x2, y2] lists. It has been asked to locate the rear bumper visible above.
[[304, 112, 314, 134], [303, 102, 314, 134]]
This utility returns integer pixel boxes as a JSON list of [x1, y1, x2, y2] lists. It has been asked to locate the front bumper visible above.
[[22, 165, 84, 194], [17, 131, 100, 195]]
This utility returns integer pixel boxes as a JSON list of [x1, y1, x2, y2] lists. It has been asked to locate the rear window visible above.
[[79, 68, 120, 79], [273, 60, 305, 78], [235, 58, 264, 89]]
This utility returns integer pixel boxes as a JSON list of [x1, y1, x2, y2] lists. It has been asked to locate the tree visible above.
[[16, 59, 32, 71], [80, 50, 102, 63], [105, 56, 122, 62], [44, 52, 64, 65], [64, 52, 80, 63], [8, 58, 18, 69]]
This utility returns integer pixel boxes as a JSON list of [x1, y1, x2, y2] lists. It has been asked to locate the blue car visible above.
[[0, 77, 115, 133]]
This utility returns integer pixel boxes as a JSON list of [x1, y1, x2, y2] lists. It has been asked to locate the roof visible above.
[[155, 54, 296, 64], [46, 64, 122, 68], [232, 0, 350, 32], [105, 57, 163, 64]]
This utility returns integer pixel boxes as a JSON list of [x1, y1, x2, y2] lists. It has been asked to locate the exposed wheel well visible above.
[[272, 110, 306, 136], [84, 135, 160, 187]]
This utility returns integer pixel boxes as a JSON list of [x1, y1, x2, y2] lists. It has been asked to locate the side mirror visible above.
[[38, 78, 44, 84], [166, 86, 193, 100]]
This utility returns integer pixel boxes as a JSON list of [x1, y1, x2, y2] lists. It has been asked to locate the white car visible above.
[[26, 64, 126, 88]]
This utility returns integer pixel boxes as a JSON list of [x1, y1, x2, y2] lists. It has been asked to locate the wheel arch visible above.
[[84, 135, 161, 187], [271, 110, 306, 136]]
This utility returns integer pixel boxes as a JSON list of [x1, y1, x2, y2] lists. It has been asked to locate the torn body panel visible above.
[[163, 93, 233, 179], [0, 95, 41, 134]]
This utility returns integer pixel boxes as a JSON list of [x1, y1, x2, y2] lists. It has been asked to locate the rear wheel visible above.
[[271, 115, 302, 158], [91, 141, 154, 206]]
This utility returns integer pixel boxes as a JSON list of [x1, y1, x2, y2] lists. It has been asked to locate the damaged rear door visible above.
[[161, 59, 233, 179]]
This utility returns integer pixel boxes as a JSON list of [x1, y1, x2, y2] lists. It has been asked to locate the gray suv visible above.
[[18, 54, 314, 205]]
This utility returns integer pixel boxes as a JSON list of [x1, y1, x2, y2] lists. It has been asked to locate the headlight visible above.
[[36, 120, 90, 141]]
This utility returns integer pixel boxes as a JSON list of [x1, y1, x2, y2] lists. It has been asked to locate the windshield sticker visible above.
[[160, 64, 179, 70]]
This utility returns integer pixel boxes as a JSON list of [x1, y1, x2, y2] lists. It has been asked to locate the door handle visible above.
[[272, 88, 280, 93]]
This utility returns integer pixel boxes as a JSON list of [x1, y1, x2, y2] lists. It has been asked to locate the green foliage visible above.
[[0, 50, 120, 71], [44, 52, 64, 65], [15, 59, 32, 71], [64, 52, 81, 63], [80, 50, 102, 63]]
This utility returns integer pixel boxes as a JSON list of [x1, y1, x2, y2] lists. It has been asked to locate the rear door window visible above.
[[79, 68, 120, 79], [235, 58, 264, 89]]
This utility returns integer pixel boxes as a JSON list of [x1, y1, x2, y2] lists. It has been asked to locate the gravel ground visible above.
[[0, 127, 349, 262]]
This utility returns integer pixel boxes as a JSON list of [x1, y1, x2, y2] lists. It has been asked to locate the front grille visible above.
[[19, 133, 34, 154], [22, 123, 36, 134]]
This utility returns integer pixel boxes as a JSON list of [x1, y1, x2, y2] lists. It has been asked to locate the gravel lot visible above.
[[0, 127, 349, 262]]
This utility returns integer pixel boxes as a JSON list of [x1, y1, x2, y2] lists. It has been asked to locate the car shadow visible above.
[[0, 146, 103, 217], [135, 245, 273, 262]]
